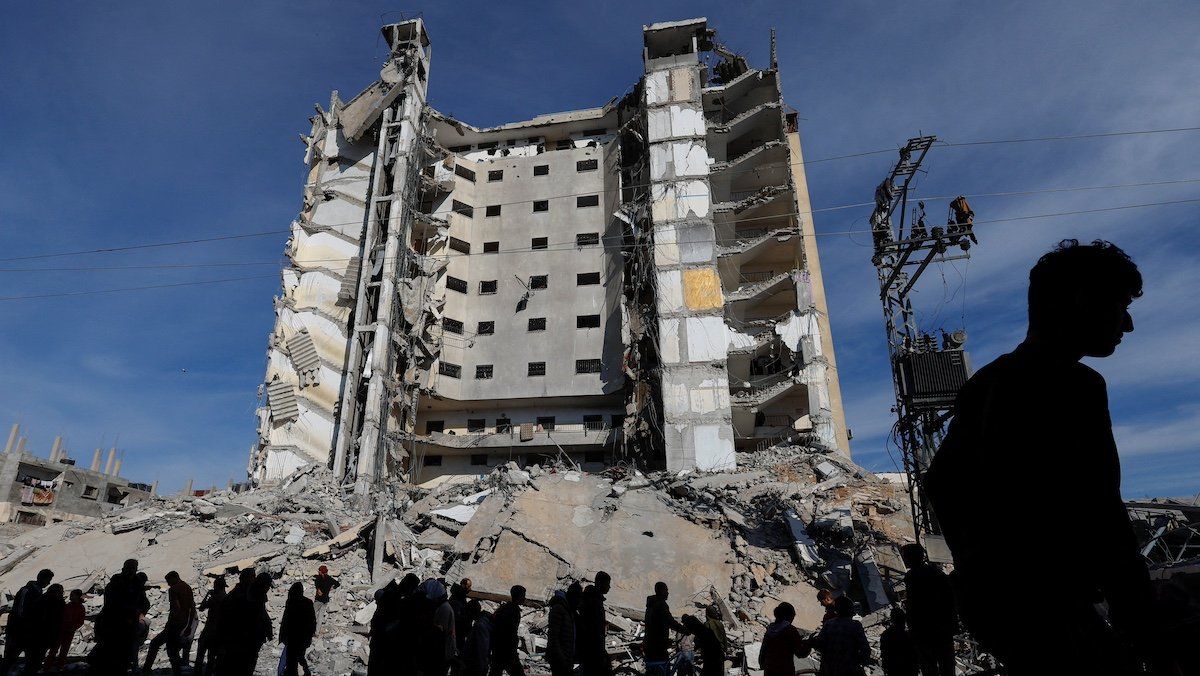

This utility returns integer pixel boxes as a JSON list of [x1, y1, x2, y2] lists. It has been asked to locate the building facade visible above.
[[251, 18, 848, 488]]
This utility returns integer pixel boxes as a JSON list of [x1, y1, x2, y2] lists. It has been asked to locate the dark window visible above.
[[577, 272, 601, 285], [447, 276, 468, 294], [532, 200, 549, 212], [488, 170, 503, 182], [439, 361, 461, 378], [475, 365, 493, 380], [584, 128, 607, 136], [447, 145, 470, 153], [577, 314, 601, 329], [443, 318, 464, 334], [423, 455, 443, 466], [528, 317, 547, 331], [496, 418, 512, 433], [576, 195, 599, 208], [449, 237, 470, 254], [583, 415, 604, 430], [612, 413, 626, 429], [486, 204, 501, 217], [479, 280, 497, 295], [426, 420, 445, 434], [537, 416, 556, 430], [451, 200, 474, 218], [477, 321, 495, 335], [527, 137, 542, 144], [556, 139, 573, 150], [577, 159, 599, 172], [470, 454, 488, 466], [576, 232, 600, 246], [528, 362, 546, 377], [584, 450, 605, 463], [576, 359, 602, 374], [530, 275, 548, 289], [531, 237, 548, 250], [454, 164, 476, 182], [484, 241, 499, 253], [534, 164, 549, 176], [467, 418, 486, 432], [477, 141, 498, 150]]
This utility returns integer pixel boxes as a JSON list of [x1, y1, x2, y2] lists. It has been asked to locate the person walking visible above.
[[24, 583, 65, 676], [373, 573, 420, 676], [488, 585, 525, 676], [643, 582, 685, 676], [758, 602, 809, 676], [809, 597, 870, 676], [681, 615, 723, 676], [218, 570, 273, 676], [279, 582, 316, 676], [577, 572, 611, 676], [143, 571, 196, 676], [703, 605, 728, 657], [925, 240, 1161, 674], [461, 600, 491, 676], [193, 576, 227, 676], [545, 590, 575, 676], [449, 578, 473, 655], [1, 568, 53, 674], [45, 588, 86, 671], [312, 566, 340, 635], [899, 544, 955, 676]]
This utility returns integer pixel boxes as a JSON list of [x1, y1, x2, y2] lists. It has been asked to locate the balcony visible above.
[[727, 270, 792, 303], [417, 422, 618, 450], [730, 371, 804, 410]]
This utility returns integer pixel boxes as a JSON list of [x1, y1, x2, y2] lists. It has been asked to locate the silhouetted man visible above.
[[899, 544, 955, 676], [90, 558, 146, 674], [2, 568, 53, 674], [758, 602, 808, 676], [578, 571, 612, 676], [279, 582, 316, 676], [26, 583, 64, 676], [879, 607, 918, 676], [644, 582, 686, 676], [143, 570, 195, 675], [546, 589, 575, 676], [489, 585, 525, 676], [926, 239, 1154, 674], [810, 596, 870, 676], [194, 576, 227, 675]]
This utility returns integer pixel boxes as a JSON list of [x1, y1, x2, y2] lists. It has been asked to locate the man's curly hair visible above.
[[1028, 239, 1142, 326]]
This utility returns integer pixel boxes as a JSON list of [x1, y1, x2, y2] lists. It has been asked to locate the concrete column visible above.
[[15, 438, 26, 455], [3, 425, 18, 455], [90, 449, 102, 472], [182, 478, 193, 497], [49, 436, 62, 463], [150, 480, 158, 496], [112, 457, 122, 477], [103, 448, 115, 475]]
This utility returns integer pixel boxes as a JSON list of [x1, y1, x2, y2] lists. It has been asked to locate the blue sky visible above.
[[1, 2, 1197, 497]]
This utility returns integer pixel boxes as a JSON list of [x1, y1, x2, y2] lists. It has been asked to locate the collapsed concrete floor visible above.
[[0, 446, 995, 674]]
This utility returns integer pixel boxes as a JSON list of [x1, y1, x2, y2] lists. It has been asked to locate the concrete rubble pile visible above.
[[0, 447, 997, 675]]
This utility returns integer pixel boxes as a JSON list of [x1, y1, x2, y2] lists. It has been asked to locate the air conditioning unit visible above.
[[898, 350, 971, 409]]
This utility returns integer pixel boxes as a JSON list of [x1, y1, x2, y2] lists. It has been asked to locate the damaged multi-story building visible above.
[[251, 17, 849, 489]]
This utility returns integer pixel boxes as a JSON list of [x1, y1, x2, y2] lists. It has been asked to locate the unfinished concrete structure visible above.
[[251, 18, 848, 488], [0, 424, 152, 526]]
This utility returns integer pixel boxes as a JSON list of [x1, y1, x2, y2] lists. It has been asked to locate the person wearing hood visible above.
[[643, 582, 686, 676], [681, 614, 723, 676], [280, 582, 317, 676], [460, 600, 490, 676], [703, 605, 729, 657], [489, 585, 526, 676], [416, 578, 456, 676], [378, 573, 421, 676], [546, 589, 576, 676], [810, 596, 870, 676], [759, 602, 811, 676]]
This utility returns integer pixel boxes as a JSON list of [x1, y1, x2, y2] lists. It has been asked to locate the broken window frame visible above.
[[487, 170, 503, 182], [448, 237, 471, 254], [555, 139, 573, 150], [475, 365, 493, 379], [425, 421, 445, 434], [479, 280, 498, 295], [496, 418, 512, 433], [454, 164, 476, 182], [438, 361, 462, 379], [477, 321, 495, 335], [467, 418, 486, 433], [446, 276, 468, 294], [443, 318, 464, 335], [451, 200, 474, 218], [529, 275, 548, 289], [528, 362, 546, 377], [575, 232, 600, 247], [577, 159, 599, 172]]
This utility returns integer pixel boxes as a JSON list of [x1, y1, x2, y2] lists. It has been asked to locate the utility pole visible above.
[[868, 136, 978, 537]]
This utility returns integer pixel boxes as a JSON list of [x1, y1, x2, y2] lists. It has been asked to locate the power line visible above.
[[0, 230, 288, 263], [0, 275, 278, 302]]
